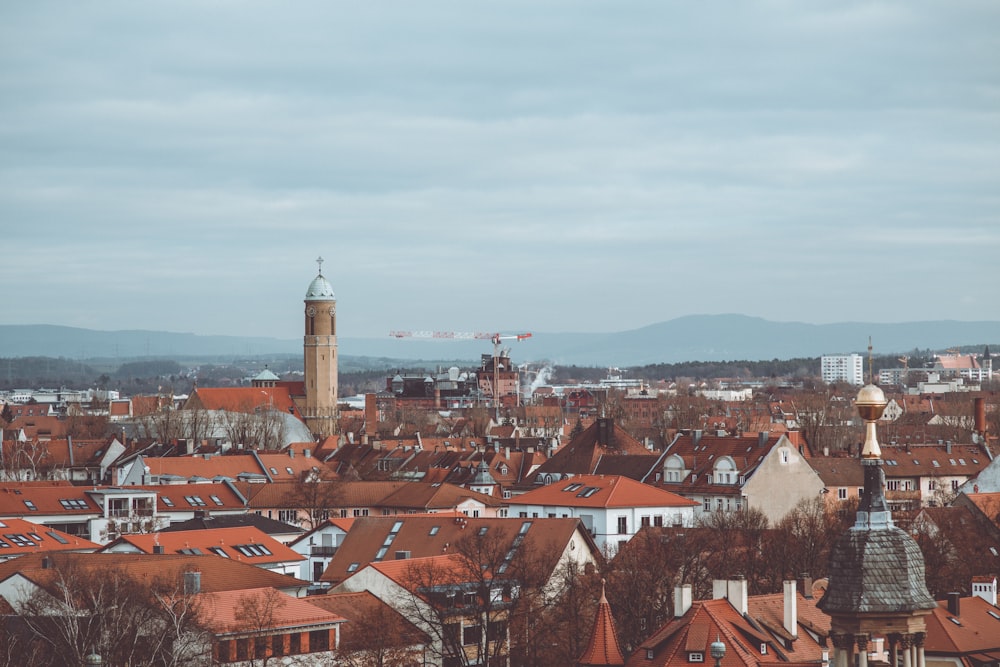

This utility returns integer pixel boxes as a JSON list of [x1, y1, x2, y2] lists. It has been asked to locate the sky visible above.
[[2, 1, 999, 342]]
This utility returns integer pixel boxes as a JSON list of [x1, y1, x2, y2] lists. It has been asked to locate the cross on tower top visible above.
[[316, 256, 324, 275]]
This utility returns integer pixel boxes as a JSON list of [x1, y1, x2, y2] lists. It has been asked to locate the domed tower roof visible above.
[[305, 256, 335, 302], [818, 380, 935, 618]]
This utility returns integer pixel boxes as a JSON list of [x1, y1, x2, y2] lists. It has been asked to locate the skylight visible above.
[[161, 496, 174, 507], [23, 500, 37, 511]]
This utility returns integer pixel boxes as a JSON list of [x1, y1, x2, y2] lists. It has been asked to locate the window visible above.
[[353, 509, 369, 517], [647, 649, 655, 660], [617, 516, 628, 534], [838, 488, 847, 500], [210, 495, 224, 506], [309, 629, 330, 651], [23, 500, 37, 511], [271, 635, 285, 656], [703, 497, 711, 512], [184, 496, 206, 507], [952, 480, 960, 491], [689, 652, 704, 663], [5, 534, 35, 547], [928, 480, 936, 491], [429, 526, 440, 536], [641, 516, 651, 528], [463, 624, 482, 646], [59, 499, 89, 510], [160, 496, 174, 507], [209, 547, 229, 557], [347, 562, 359, 573]]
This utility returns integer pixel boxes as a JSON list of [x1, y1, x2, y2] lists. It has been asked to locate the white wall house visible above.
[[504, 474, 698, 557]]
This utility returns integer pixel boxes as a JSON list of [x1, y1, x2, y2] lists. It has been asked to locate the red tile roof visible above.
[[0, 552, 310, 595], [193, 587, 344, 634], [185, 387, 301, 419], [508, 475, 699, 510], [101, 527, 303, 565], [924, 595, 1000, 655], [0, 517, 100, 556]]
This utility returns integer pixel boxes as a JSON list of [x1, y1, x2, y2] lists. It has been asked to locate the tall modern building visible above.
[[822, 354, 864, 386], [302, 258, 338, 437]]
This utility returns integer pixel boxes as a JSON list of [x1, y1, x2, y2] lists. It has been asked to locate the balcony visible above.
[[310, 546, 338, 557], [108, 508, 155, 519]]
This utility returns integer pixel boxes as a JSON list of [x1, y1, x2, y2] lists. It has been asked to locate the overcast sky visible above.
[[2, 1, 998, 342]]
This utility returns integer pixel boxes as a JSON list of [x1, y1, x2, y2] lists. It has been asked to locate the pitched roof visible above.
[[0, 517, 100, 556], [137, 452, 324, 483], [0, 552, 310, 595], [192, 587, 344, 634], [0, 484, 102, 517], [807, 457, 863, 487], [321, 515, 592, 585], [185, 386, 302, 419], [924, 595, 1000, 655], [101, 527, 303, 565], [528, 418, 649, 483], [507, 475, 698, 510], [306, 590, 429, 651], [159, 512, 303, 537]]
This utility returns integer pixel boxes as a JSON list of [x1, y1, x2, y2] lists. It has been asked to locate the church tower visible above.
[[302, 257, 338, 437], [819, 381, 936, 667]]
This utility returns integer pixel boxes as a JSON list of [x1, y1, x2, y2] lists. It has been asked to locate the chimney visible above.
[[758, 431, 768, 448], [598, 418, 611, 446], [975, 397, 987, 436], [783, 580, 798, 638], [946, 441, 952, 455], [674, 584, 693, 617], [798, 573, 814, 599], [712, 579, 728, 601], [184, 571, 201, 595], [365, 393, 378, 439], [945, 591, 963, 618], [727, 577, 748, 615]]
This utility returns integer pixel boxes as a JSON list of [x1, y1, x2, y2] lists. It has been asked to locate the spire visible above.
[[578, 579, 625, 666]]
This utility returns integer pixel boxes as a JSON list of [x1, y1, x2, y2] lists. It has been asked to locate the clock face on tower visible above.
[[329, 306, 336, 316], [306, 306, 317, 317]]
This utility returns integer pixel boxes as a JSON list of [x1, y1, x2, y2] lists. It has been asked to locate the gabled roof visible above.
[[159, 512, 303, 537], [0, 517, 100, 556], [924, 595, 1000, 655], [307, 590, 429, 651], [507, 475, 698, 510], [184, 386, 301, 419], [101, 527, 303, 565], [0, 484, 102, 517], [193, 587, 344, 634], [0, 552, 310, 595], [376, 481, 503, 510], [321, 515, 594, 585], [528, 418, 648, 483], [807, 457, 863, 487], [880, 443, 988, 478], [135, 452, 324, 484]]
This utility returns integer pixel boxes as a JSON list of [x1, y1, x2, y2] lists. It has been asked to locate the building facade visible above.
[[822, 354, 864, 386]]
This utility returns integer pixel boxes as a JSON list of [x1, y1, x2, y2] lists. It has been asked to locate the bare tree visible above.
[[14, 558, 211, 667], [282, 469, 344, 530], [231, 588, 288, 667], [334, 600, 427, 667]]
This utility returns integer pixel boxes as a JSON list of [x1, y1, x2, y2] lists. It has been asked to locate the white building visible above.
[[821, 354, 864, 386], [504, 474, 699, 557]]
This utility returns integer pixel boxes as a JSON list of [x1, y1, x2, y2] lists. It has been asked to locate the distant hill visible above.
[[1, 317, 997, 366]]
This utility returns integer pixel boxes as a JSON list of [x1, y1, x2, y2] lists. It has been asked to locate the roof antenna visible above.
[[867, 336, 874, 385]]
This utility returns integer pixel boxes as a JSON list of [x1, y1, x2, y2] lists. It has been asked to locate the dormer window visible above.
[[689, 652, 704, 663]]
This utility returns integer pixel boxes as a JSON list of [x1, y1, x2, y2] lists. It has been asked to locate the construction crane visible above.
[[389, 331, 532, 358], [389, 330, 532, 411]]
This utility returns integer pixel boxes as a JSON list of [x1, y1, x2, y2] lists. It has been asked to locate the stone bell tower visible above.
[[302, 257, 338, 437], [818, 380, 936, 667]]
